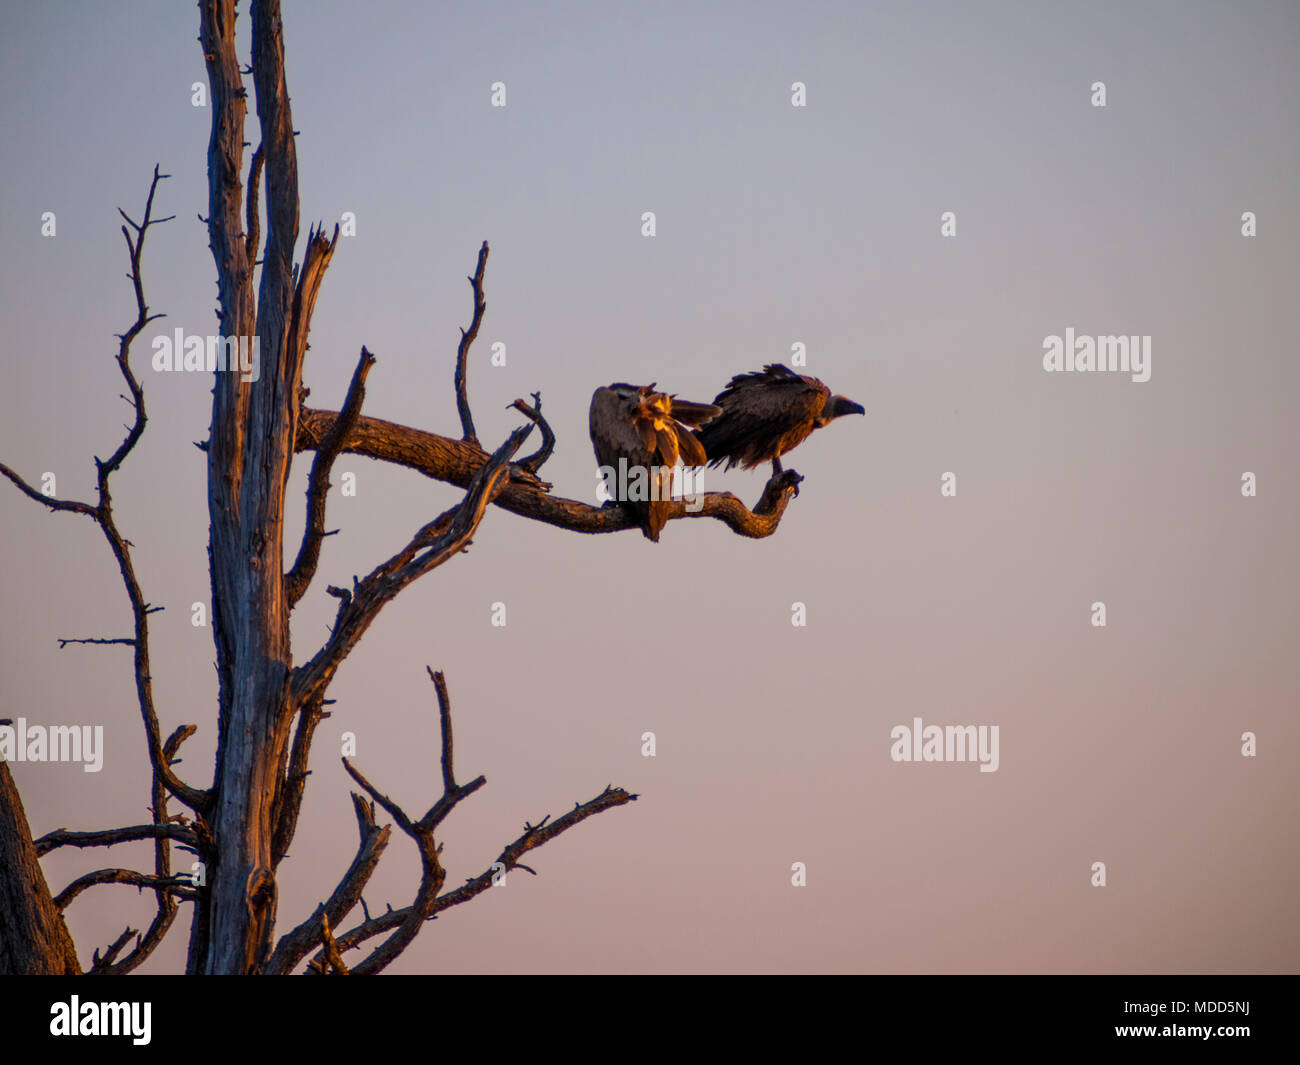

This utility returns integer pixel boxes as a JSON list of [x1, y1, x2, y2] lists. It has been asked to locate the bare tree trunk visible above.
[[197, 0, 301, 974], [0, 762, 81, 974]]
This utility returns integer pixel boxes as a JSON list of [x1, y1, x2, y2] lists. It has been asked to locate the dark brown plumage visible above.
[[695, 364, 865, 474], [589, 383, 721, 541]]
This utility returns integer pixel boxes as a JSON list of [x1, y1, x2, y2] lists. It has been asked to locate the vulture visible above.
[[695, 364, 865, 474], [589, 383, 721, 542]]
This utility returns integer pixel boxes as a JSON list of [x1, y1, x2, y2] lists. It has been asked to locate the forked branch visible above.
[[313, 783, 637, 969], [263, 794, 391, 975], [286, 670, 634, 976], [0, 167, 207, 821], [288, 423, 531, 713]]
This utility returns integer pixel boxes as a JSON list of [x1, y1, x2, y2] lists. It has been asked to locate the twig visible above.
[[453, 241, 489, 445], [285, 346, 375, 606], [429, 668, 458, 796], [56, 636, 136, 649]]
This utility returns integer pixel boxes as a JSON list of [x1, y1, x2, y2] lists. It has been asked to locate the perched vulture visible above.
[[589, 383, 721, 542], [695, 364, 865, 474]]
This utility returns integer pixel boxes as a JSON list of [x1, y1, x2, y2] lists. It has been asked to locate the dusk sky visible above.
[[1, 0, 1297, 973]]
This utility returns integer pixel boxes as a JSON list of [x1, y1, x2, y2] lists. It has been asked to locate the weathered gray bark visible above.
[[196, 0, 302, 975]]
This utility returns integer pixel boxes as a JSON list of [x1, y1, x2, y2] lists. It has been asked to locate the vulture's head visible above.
[[606, 382, 645, 406], [816, 393, 866, 427]]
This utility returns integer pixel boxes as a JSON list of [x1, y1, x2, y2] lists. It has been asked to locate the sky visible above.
[[1, 0, 1297, 973]]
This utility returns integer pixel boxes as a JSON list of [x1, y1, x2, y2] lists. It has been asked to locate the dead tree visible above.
[[0, 0, 800, 975]]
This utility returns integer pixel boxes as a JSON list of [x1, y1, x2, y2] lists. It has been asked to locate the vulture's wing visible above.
[[667, 398, 723, 427], [675, 428, 708, 467], [589, 386, 654, 473], [697, 366, 829, 468], [666, 396, 720, 467], [591, 384, 717, 540]]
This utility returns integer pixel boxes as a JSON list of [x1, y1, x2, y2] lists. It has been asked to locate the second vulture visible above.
[[589, 383, 721, 542], [694, 364, 865, 475]]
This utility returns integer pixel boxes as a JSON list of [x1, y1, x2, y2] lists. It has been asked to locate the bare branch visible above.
[[3, 168, 168, 512], [342, 670, 485, 838], [296, 407, 804, 538], [434, 785, 638, 915], [270, 693, 327, 866], [100, 165, 171, 480], [0, 174, 185, 968], [308, 913, 350, 975], [1, 166, 206, 815], [89, 928, 138, 974], [285, 346, 374, 606], [512, 392, 556, 474], [95, 437, 208, 815], [287, 345, 374, 603], [274, 671, 523, 975], [35, 822, 197, 858], [251, 0, 299, 295], [298, 668, 635, 975], [100, 169, 208, 813], [318, 784, 637, 966], [0, 465, 97, 516], [263, 793, 391, 975], [90, 705, 199, 973], [337, 834, 433, 972], [245, 142, 264, 263], [54, 869, 198, 911], [344, 829, 440, 976], [454, 240, 489, 444], [296, 408, 550, 490], [429, 667, 457, 796], [56, 636, 136, 649], [289, 423, 531, 711], [284, 222, 339, 383], [322, 670, 478, 975], [338, 681, 460, 977], [341, 760, 417, 838]]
